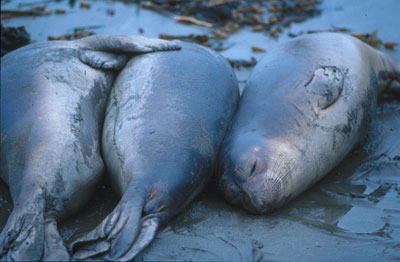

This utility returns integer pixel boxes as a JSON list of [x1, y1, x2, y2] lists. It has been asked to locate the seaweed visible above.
[[1, 24, 30, 57], [48, 26, 99, 41], [141, 0, 323, 38], [290, 28, 398, 50]]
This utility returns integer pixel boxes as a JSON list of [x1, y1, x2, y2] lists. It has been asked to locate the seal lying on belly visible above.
[[70, 42, 239, 261], [217, 32, 400, 214], [0, 35, 179, 261]]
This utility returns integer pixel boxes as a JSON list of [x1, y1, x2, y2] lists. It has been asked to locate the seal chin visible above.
[[219, 172, 282, 215]]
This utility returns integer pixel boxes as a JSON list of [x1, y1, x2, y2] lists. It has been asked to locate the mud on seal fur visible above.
[[0, 35, 179, 261]]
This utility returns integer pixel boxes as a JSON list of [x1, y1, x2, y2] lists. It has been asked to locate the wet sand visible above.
[[1, 0, 399, 261]]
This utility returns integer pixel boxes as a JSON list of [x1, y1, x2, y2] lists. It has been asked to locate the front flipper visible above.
[[76, 35, 180, 53], [70, 184, 167, 261], [79, 50, 127, 70]]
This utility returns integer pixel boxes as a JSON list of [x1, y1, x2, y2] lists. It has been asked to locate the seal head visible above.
[[218, 33, 400, 215]]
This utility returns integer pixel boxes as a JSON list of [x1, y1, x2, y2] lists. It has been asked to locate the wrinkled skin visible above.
[[70, 42, 240, 261], [0, 35, 179, 261], [218, 33, 400, 214]]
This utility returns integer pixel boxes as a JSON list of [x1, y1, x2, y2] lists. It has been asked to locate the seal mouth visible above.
[[220, 175, 279, 215], [240, 186, 276, 214], [220, 166, 285, 215]]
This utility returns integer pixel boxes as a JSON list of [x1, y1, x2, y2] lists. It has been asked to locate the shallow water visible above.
[[1, 0, 400, 261]]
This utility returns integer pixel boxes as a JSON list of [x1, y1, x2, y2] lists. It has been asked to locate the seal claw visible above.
[[107, 216, 159, 262], [70, 207, 123, 260]]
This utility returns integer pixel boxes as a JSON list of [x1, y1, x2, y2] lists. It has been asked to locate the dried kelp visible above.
[[290, 28, 398, 50], [48, 27, 96, 41], [227, 57, 257, 68], [141, 0, 323, 38], [352, 30, 398, 50]]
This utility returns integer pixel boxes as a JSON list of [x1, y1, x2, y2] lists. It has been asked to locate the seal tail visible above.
[[42, 218, 70, 261], [0, 185, 69, 261], [70, 184, 162, 261]]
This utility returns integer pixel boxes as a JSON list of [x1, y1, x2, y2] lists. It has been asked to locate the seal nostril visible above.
[[249, 160, 257, 177]]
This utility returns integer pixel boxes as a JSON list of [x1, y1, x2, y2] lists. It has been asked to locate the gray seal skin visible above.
[[70, 42, 240, 261], [0, 35, 179, 261], [218, 33, 400, 215]]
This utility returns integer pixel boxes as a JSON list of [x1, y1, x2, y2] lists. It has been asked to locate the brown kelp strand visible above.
[[352, 30, 398, 50], [290, 28, 398, 50], [141, 0, 323, 38], [48, 27, 100, 41], [227, 57, 258, 68]]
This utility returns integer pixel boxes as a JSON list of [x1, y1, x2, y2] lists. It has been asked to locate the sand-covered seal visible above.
[[217, 33, 400, 214], [70, 42, 240, 261], [0, 35, 179, 261]]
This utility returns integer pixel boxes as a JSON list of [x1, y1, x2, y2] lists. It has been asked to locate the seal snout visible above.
[[218, 143, 285, 214], [239, 175, 282, 214], [219, 169, 282, 214]]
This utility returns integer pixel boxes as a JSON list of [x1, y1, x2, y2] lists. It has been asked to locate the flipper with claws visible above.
[[1, 34, 180, 261], [70, 41, 239, 261], [71, 184, 166, 261]]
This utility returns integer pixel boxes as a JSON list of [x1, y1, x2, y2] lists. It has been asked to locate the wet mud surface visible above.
[[1, 0, 400, 261]]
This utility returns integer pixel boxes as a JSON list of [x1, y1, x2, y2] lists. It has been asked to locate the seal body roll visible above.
[[0, 35, 179, 261], [71, 42, 240, 261], [217, 33, 400, 214]]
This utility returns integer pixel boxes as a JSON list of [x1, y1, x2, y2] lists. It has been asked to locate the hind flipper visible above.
[[42, 219, 69, 261], [76, 35, 180, 53], [0, 188, 45, 261], [106, 216, 159, 262], [71, 182, 170, 261], [0, 186, 71, 262], [70, 187, 147, 260], [70, 206, 127, 259]]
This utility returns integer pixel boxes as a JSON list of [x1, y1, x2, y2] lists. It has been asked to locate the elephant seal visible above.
[[217, 33, 400, 214], [70, 42, 240, 261], [0, 35, 179, 261]]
